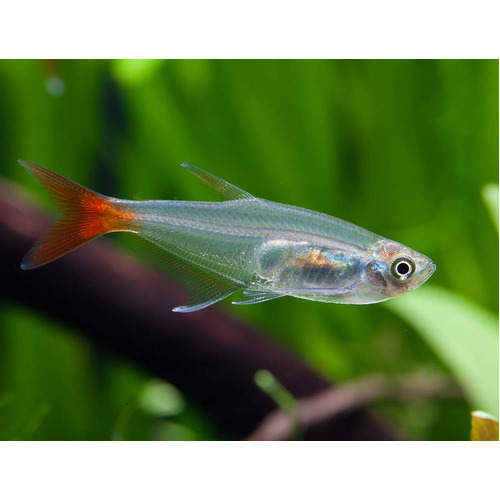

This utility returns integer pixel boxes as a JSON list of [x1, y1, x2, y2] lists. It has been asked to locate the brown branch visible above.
[[0, 178, 396, 440], [246, 372, 463, 440]]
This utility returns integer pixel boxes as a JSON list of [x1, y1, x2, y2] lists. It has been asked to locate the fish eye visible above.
[[390, 257, 415, 281]]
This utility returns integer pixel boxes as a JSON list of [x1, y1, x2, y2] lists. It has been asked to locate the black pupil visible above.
[[396, 262, 410, 275]]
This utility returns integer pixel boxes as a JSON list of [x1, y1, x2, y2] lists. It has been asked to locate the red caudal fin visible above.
[[18, 160, 137, 270]]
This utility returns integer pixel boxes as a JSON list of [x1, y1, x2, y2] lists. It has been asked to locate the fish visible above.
[[18, 160, 436, 312]]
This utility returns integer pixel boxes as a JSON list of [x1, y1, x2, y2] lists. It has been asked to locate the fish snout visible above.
[[417, 257, 436, 283]]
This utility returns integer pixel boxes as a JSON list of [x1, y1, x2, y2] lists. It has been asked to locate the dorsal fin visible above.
[[181, 162, 254, 201]]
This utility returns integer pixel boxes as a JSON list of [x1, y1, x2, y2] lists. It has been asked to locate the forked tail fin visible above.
[[19, 160, 137, 270]]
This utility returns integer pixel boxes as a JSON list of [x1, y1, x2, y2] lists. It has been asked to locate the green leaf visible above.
[[254, 370, 297, 414], [111, 59, 164, 86], [139, 379, 185, 418], [481, 184, 499, 232], [385, 285, 499, 417], [254, 370, 300, 439], [470, 411, 499, 441]]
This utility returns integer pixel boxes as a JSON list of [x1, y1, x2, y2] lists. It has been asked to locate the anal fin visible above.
[[173, 283, 239, 313], [232, 289, 283, 305], [132, 235, 241, 313]]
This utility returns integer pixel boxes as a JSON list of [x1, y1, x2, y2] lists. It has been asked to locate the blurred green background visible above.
[[0, 59, 498, 440]]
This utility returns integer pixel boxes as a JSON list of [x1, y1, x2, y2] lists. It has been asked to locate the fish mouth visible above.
[[419, 261, 436, 284]]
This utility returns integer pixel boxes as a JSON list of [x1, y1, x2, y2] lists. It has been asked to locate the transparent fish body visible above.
[[19, 160, 436, 312]]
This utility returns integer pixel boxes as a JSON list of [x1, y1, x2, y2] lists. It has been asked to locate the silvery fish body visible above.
[[19, 160, 436, 312]]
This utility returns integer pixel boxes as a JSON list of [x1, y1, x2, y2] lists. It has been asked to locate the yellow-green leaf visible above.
[[470, 411, 499, 441]]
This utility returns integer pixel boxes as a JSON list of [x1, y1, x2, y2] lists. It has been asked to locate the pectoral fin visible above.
[[181, 162, 254, 201]]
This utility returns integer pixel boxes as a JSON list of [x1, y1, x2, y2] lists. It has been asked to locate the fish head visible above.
[[366, 240, 436, 300]]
